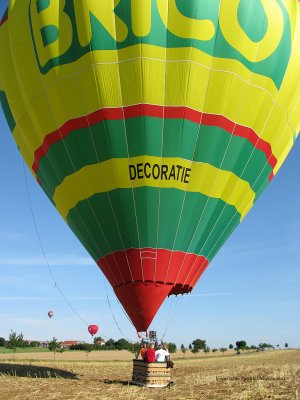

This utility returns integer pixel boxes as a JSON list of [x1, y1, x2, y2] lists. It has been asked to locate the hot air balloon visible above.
[[48, 310, 54, 319], [0, 1, 299, 333], [88, 325, 99, 337]]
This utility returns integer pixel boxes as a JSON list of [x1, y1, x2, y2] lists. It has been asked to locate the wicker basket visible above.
[[131, 359, 172, 388]]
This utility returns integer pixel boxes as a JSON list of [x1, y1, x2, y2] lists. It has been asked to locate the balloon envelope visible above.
[[88, 325, 99, 337], [0, 1, 299, 331], [48, 311, 54, 319]]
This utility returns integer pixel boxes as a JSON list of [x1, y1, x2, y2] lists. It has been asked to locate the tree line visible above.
[[0, 332, 289, 356], [70, 337, 178, 353], [179, 339, 289, 356]]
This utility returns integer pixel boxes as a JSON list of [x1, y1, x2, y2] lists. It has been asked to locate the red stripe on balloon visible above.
[[97, 247, 209, 292], [32, 105, 277, 177], [97, 247, 209, 331]]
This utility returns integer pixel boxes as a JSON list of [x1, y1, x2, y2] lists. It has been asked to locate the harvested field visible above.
[[0, 350, 299, 400], [0, 349, 236, 362]]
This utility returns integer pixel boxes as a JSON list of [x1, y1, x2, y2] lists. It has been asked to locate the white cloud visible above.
[[0, 295, 115, 301], [0, 275, 27, 284], [0, 232, 28, 241], [188, 292, 234, 297], [0, 254, 94, 267], [0, 296, 57, 301], [0, 314, 49, 327], [218, 238, 292, 260]]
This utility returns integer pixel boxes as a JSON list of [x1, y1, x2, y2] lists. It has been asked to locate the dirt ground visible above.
[[0, 349, 299, 400]]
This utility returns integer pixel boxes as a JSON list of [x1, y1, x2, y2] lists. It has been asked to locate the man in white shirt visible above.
[[155, 344, 170, 362]]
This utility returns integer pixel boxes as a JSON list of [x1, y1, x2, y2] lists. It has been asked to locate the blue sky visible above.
[[0, 105, 299, 347], [0, 1, 299, 349]]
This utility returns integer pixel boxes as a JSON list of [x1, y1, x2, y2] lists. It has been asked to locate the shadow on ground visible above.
[[0, 363, 78, 379], [103, 379, 132, 386], [102, 379, 175, 389]]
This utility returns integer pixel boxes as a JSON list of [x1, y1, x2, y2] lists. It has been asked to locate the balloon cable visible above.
[[102, 276, 135, 343], [157, 294, 175, 335], [161, 294, 187, 340], [23, 161, 136, 342], [22, 161, 89, 326]]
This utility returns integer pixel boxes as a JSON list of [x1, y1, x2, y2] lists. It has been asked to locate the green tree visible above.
[[168, 343, 177, 353], [58, 347, 66, 354], [115, 338, 130, 351], [212, 348, 218, 353], [285, 343, 288, 349], [220, 347, 227, 355], [191, 348, 199, 356], [229, 344, 234, 349], [188, 344, 192, 350], [128, 342, 140, 359], [258, 343, 273, 351], [203, 345, 210, 355], [48, 338, 62, 360], [69, 343, 89, 350], [30, 341, 40, 347], [105, 338, 115, 350], [7, 331, 24, 359], [236, 340, 247, 350], [180, 344, 187, 357], [0, 337, 5, 347], [192, 339, 206, 352]]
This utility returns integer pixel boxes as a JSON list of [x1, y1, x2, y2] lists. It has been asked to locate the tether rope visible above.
[[23, 160, 136, 342], [22, 160, 89, 326]]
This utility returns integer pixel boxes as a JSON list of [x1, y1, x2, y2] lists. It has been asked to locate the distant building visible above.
[[24, 340, 41, 347], [61, 340, 86, 348], [95, 339, 106, 346], [39, 341, 49, 348]]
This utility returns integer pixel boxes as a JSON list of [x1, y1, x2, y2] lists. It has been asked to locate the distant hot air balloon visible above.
[[48, 310, 54, 319], [0, 1, 299, 333], [88, 325, 99, 337]]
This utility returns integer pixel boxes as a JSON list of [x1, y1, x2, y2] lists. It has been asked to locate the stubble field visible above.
[[0, 349, 299, 400]]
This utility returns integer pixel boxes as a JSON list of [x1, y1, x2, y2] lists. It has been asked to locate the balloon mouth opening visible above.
[[98, 248, 209, 331], [169, 283, 192, 296], [113, 280, 192, 295]]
